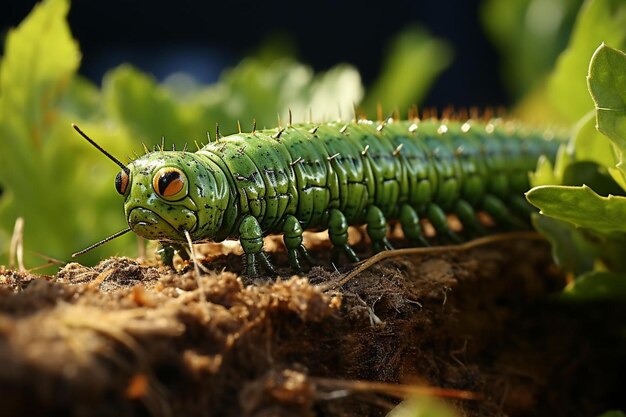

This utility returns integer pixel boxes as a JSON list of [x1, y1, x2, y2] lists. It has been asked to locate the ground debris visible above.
[[240, 368, 315, 417], [0, 240, 624, 417]]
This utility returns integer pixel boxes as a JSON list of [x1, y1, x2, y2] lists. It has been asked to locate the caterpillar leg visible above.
[[366, 206, 394, 253], [157, 243, 190, 269], [455, 199, 487, 236], [282, 215, 313, 272], [239, 215, 277, 276], [427, 203, 463, 243], [328, 209, 359, 264], [399, 204, 429, 247], [482, 195, 527, 229]]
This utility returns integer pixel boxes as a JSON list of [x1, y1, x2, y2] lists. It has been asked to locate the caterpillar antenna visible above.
[[72, 228, 133, 257], [72, 124, 130, 175]]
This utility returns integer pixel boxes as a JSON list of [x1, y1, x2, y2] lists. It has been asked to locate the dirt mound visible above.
[[0, 238, 624, 417]]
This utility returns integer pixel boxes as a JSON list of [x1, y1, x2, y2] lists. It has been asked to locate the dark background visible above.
[[3, 0, 507, 108]]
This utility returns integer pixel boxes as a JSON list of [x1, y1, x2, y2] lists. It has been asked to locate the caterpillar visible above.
[[72, 114, 560, 276]]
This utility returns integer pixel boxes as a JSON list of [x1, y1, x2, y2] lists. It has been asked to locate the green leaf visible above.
[[571, 110, 617, 167], [528, 144, 573, 187], [596, 412, 626, 417], [529, 155, 558, 187], [532, 214, 595, 275], [562, 161, 624, 196], [0, 0, 80, 177], [103, 65, 193, 148], [561, 271, 626, 301], [588, 43, 626, 152], [105, 58, 364, 151], [608, 166, 626, 191], [593, 234, 626, 273], [285, 63, 363, 124], [59, 75, 102, 120], [547, 0, 626, 122], [481, 0, 583, 98], [586, 43, 626, 194], [388, 398, 460, 417], [526, 185, 626, 234], [553, 143, 574, 184], [0, 0, 82, 267], [361, 27, 452, 117]]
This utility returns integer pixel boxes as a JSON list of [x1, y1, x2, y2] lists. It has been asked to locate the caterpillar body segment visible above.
[[87, 118, 561, 276]]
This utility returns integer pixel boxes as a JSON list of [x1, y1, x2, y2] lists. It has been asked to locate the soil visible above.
[[0, 233, 625, 417]]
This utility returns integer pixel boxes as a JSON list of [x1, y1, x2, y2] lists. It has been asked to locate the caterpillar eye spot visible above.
[[153, 167, 187, 200], [115, 171, 129, 195]]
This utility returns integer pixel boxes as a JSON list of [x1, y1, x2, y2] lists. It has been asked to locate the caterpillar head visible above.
[[71, 124, 231, 257], [119, 152, 230, 242]]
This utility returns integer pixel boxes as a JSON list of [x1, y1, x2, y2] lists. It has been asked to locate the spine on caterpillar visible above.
[[101, 116, 560, 275], [198, 119, 557, 232]]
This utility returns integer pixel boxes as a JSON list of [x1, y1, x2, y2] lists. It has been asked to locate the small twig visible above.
[[27, 261, 61, 273], [9, 217, 25, 271], [320, 231, 544, 291], [136, 236, 147, 260], [30, 251, 65, 265], [311, 377, 483, 401], [184, 230, 207, 303], [87, 269, 115, 289], [27, 251, 67, 273]]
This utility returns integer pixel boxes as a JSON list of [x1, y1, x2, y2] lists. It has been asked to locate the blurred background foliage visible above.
[[481, 0, 583, 100], [0, 0, 621, 271]]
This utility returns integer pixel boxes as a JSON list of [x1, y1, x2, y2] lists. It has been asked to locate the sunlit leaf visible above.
[[0, 0, 82, 266], [526, 184, 626, 234], [547, 0, 626, 122], [361, 27, 452, 117], [588, 43, 626, 153], [481, 0, 583, 98], [103, 65, 192, 148], [529, 143, 573, 188], [287, 64, 363, 124], [561, 271, 626, 301], [388, 398, 460, 417], [59, 75, 103, 120], [529, 155, 558, 187], [608, 166, 626, 191], [571, 110, 617, 168]]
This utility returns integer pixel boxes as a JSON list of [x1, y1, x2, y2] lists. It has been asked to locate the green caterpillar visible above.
[[73, 116, 560, 275]]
